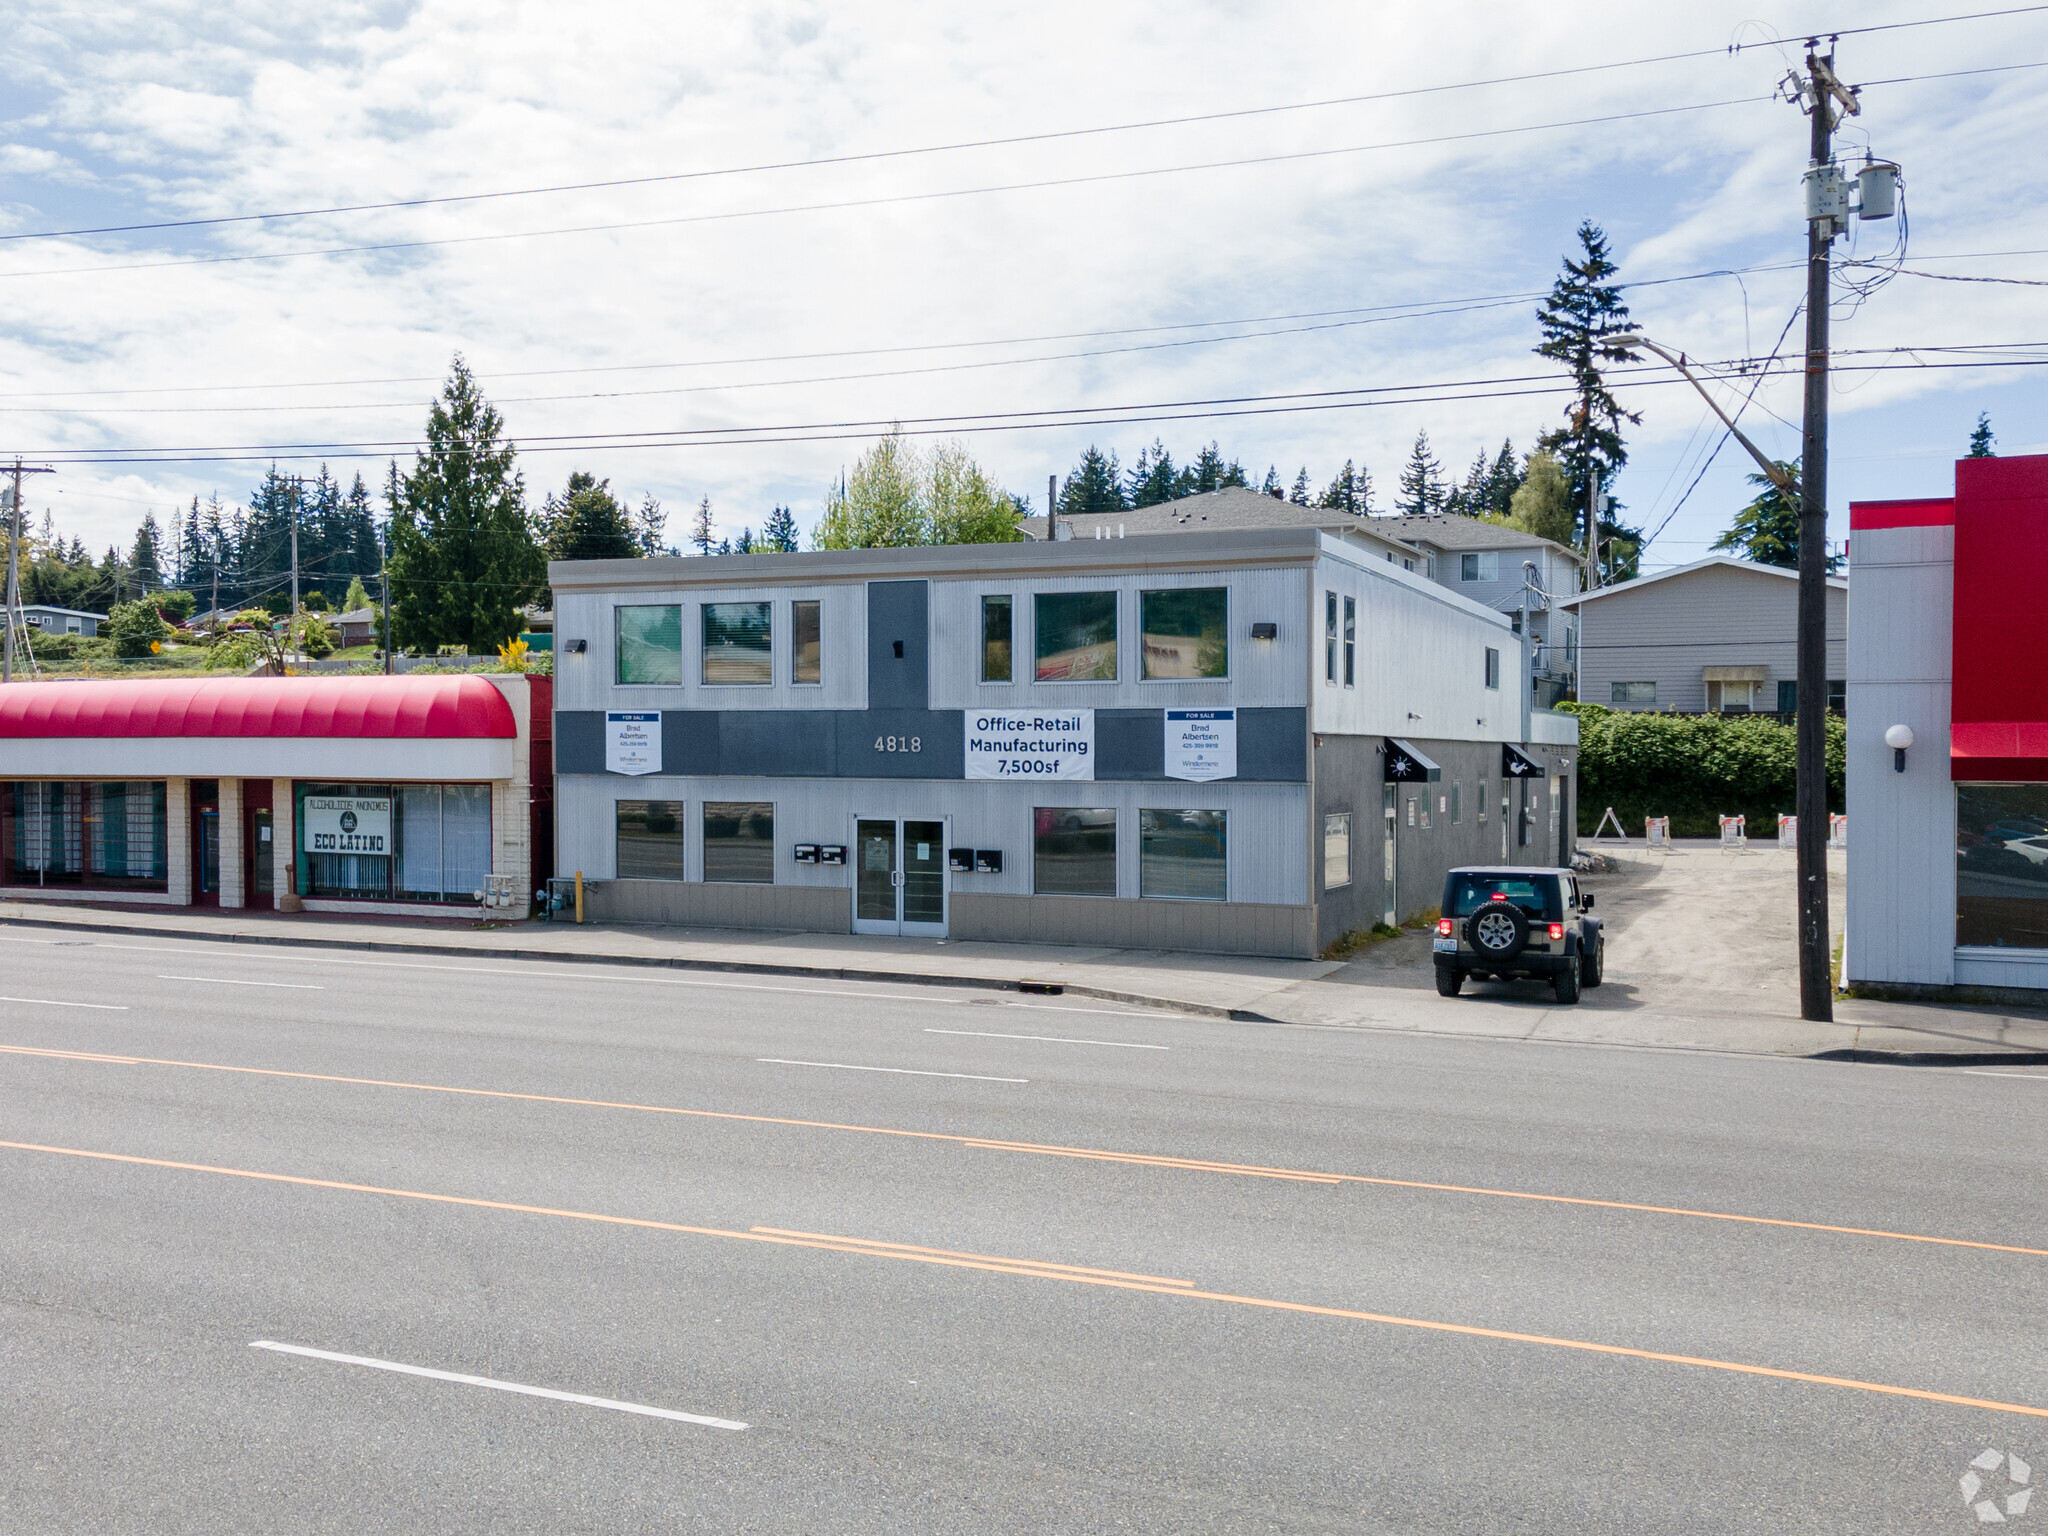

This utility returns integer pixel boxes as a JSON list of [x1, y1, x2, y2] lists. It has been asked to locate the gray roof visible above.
[[22, 604, 107, 620], [1024, 486, 1409, 544], [1377, 513, 1581, 562], [333, 607, 378, 624]]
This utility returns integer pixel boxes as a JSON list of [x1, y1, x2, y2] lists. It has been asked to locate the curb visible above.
[[1805, 1048, 2048, 1067], [0, 911, 1272, 1024]]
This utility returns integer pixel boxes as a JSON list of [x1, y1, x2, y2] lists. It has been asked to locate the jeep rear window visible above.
[[1446, 874, 1558, 919]]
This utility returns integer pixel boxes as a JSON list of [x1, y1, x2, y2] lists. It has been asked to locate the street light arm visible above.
[[1634, 336, 1799, 497]]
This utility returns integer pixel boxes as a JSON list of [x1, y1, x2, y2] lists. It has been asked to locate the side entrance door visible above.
[[852, 817, 948, 937]]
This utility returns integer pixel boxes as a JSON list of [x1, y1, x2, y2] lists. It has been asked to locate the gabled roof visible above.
[[1375, 513, 1582, 563], [1023, 486, 1410, 546], [1556, 553, 1848, 608], [21, 604, 108, 620], [333, 607, 379, 624]]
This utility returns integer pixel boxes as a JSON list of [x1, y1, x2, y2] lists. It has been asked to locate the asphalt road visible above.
[[2, 926, 2045, 1533]]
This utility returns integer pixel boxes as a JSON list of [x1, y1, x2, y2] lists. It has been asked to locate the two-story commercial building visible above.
[[549, 528, 1578, 959]]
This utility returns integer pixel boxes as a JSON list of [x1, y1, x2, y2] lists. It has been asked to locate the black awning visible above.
[[1502, 743, 1545, 779], [1384, 738, 1442, 783]]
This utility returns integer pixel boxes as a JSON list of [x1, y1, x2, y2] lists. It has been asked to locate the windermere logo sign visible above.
[[965, 710, 1094, 779], [303, 796, 391, 854]]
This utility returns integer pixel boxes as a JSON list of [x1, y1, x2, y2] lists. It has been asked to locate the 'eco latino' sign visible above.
[[965, 710, 1094, 779], [303, 795, 391, 855]]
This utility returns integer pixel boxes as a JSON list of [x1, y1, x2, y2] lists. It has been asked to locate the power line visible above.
[[0, 97, 1778, 283]]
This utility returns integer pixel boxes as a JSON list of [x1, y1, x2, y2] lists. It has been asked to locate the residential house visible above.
[[21, 605, 106, 637]]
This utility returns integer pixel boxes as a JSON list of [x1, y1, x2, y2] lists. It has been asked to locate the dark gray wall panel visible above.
[[1096, 710, 1165, 779], [866, 580, 929, 710], [719, 711, 832, 776], [665, 710, 720, 776], [1237, 707, 1307, 781], [834, 710, 966, 778], [556, 711, 604, 774]]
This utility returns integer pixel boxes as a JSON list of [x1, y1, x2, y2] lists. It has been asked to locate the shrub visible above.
[[155, 589, 197, 623], [108, 598, 172, 658], [1565, 702, 1844, 837]]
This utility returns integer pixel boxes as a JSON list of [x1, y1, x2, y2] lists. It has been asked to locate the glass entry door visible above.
[[852, 817, 948, 936], [197, 809, 221, 900]]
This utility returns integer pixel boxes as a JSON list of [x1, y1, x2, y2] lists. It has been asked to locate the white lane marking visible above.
[[1961, 1069, 2048, 1081], [925, 1028, 1167, 1050], [0, 934, 1193, 1017], [757, 1058, 1028, 1083], [159, 974, 326, 990], [248, 1341, 747, 1430], [0, 995, 128, 1011]]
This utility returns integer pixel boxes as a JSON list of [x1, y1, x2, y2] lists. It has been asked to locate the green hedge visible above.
[[1563, 702, 1844, 838]]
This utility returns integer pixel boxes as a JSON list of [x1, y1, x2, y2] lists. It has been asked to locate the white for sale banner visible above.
[[1164, 708, 1237, 782], [965, 710, 1094, 779], [606, 711, 662, 775]]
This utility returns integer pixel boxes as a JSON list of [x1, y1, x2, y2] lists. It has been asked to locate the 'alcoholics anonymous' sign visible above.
[[302, 795, 391, 855]]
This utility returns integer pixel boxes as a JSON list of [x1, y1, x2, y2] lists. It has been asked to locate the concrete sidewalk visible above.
[[5, 852, 2046, 1062]]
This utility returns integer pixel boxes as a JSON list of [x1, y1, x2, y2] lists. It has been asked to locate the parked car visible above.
[[1433, 866, 1604, 1003]]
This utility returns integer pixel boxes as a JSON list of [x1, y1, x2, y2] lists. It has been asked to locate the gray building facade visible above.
[[550, 529, 1577, 959]]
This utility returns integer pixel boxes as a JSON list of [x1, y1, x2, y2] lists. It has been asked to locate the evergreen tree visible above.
[[540, 471, 640, 562], [1289, 467, 1312, 507], [342, 574, 372, 613], [691, 496, 716, 554], [1316, 460, 1371, 516], [1444, 447, 1491, 517], [761, 504, 799, 552], [1181, 442, 1246, 496], [635, 494, 670, 555], [1394, 430, 1446, 516], [732, 528, 757, 555], [1534, 221, 1643, 572], [1482, 440, 1524, 521], [1710, 462, 1840, 571], [1127, 440, 1179, 507], [1260, 466, 1283, 499], [385, 356, 542, 653], [338, 473, 382, 582], [129, 512, 165, 591], [1968, 412, 1996, 457], [1057, 446, 1126, 515]]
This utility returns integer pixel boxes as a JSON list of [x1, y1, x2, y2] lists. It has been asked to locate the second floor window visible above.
[[791, 600, 821, 684], [702, 602, 772, 685], [1461, 551, 1500, 582], [1139, 587, 1227, 679], [617, 604, 682, 685], [1324, 591, 1338, 682], [1343, 596, 1356, 686], [981, 594, 1012, 682], [1485, 647, 1500, 690], [1035, 591, 1117, 682]]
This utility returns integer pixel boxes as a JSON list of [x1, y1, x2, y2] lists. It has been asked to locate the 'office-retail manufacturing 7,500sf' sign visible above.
[[965, 710, 1094, 779]]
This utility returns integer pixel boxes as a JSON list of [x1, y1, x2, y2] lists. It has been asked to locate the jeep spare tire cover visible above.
[[1464, 899, 1529, 961]]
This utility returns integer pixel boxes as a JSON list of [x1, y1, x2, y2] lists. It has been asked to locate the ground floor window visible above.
[[297, 782, 490, 903], [1034, 807, 1115, 896], [617, 800, 687, 879], [2, 780, 167, 890], [704, 801, 774, 883], [1140, 809, 1225, 900], [1957, 784, 2048, 948], [1323, 812, 1351, 890]]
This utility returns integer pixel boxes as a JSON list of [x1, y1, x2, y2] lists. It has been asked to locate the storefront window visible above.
[[702, 602, 772, 685], [1034, 592, 1117, 682], [617, 605, 682, 685], [1034, 807, 1115, 895], [1139, 809, 1226, 900], [2, 781, 167, 891], [703, 801, 774, 883], [1139, 588, 1227, 679], [298, 783, 490, 903], [1957, 784, 2048, 948], [617, 800, 686, 880]]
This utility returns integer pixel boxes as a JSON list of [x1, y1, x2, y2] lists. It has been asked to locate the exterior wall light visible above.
[[1250, 622, 1277, 640], [1884, 723, 1914, 772], [563, 638, 589, 654]]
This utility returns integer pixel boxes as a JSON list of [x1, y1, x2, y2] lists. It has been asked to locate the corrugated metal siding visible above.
[[553, 582, 869, 713], [927, 567, 1308, 710], [1576, 565, 1847, 711], [1845, 524, 1955, 986], [1308, 546, 1522, 741], [556, 773, 1309, 904]]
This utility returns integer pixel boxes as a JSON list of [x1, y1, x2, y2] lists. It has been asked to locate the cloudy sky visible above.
[[3, 1, 2045, 571]]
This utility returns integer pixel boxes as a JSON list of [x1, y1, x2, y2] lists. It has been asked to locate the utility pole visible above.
[[379, 542, 392, 676], [1584, 467, 1602, 590], [289, 480, 301, 660], [1791, 39, 1860, 1024], [3, 460, 55, 684]]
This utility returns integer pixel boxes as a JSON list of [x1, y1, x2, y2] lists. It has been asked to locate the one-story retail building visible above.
[[1845, 452, 2048, 998], [548, 528, 1579, 958], [0, 674, 552, 915]]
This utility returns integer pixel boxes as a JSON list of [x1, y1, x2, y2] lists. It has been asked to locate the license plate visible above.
[[1432, 937, 1458, 954]]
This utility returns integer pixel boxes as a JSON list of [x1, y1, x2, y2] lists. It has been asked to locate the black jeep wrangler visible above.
[[1432, 866, 1604, 1004]]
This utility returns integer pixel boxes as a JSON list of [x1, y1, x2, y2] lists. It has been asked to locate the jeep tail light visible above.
[[1547, 922, 1565, 941], [1437, 918, 1454, 936]]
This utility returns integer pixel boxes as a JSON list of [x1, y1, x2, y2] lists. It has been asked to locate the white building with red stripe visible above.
[[0, 674, 552, 916]]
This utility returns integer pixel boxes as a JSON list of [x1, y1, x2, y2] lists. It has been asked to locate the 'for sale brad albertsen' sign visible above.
[[606, 711, 662, 775], [1165, 708, 1236, 782], [303, 795, 391, 855], [965, 710, 1094, 779]]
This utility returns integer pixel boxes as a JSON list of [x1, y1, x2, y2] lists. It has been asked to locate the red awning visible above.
[[1951, 721, 2048, 782], [0, 676, 518, 740]]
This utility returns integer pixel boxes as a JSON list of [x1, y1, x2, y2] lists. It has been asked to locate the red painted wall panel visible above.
[[1953, 455, 2048, 735]]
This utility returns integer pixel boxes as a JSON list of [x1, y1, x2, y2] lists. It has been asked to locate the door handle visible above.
[[891, 870, 905, 886]]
